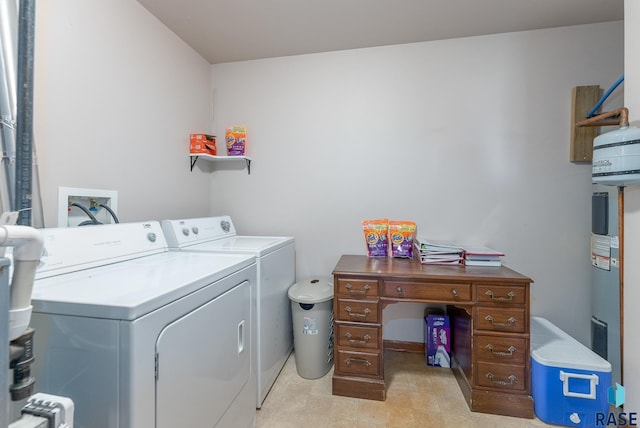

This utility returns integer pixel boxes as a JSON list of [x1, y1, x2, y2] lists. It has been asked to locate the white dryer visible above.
[[161, 216, 295, 408], [29, 221, 257, 428]]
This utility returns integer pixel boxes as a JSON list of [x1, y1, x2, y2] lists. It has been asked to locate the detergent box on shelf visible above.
[[189, 133, 216, 155]]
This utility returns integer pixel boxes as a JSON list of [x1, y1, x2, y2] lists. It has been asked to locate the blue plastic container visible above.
[[530, 317, 612, 427]]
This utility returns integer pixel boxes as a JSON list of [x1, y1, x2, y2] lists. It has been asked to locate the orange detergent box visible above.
[[190, 133, 217, 155]]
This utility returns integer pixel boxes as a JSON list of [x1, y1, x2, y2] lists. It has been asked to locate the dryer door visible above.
[[155, 280, 251, 428]]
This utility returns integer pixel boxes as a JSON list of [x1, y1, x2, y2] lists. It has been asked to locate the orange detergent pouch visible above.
[[362, 219, 389, 257], [225, 126, 246, 156], [389, 220, 417, 258]]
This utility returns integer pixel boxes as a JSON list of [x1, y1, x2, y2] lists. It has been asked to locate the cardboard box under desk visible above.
[[424, 315, 451, 367]]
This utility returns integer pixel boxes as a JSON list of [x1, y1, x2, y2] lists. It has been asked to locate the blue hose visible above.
[[587, 75, 624, 118]]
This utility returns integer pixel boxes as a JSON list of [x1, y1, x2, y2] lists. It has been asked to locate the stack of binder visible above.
[[463, 245, 505, 267], [414, 238, 464, 265], [415, 238, 506, 267]]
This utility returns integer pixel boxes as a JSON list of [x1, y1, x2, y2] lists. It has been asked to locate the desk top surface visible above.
[[333, 255, 532, 284]]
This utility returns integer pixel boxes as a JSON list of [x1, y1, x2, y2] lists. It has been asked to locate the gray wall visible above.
[[209, 22, 624, 343], [32, 0, 624, 346], [34, 0, 214, 226]]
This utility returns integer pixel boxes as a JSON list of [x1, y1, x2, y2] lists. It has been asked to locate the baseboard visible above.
[[383, 340, 424, 354]]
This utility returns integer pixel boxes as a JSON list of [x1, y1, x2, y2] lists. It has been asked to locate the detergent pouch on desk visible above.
[[389, 220, 416, 258], [362, 219, 388, 257]]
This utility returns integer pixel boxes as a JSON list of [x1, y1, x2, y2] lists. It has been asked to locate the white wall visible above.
[[624, 0, 640, 413], [24, 0, 635, 404], [33, 0, 214, 226], [210, 22, 624, 344], [28, 0, 627, 351]]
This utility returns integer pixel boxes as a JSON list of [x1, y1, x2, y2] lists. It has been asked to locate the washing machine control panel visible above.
[[180, 226, 200, 236], [37, 221, 168, 279], [160, 216, 237, 248]]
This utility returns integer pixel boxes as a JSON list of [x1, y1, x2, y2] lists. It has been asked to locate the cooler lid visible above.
[[530, 317, 611, 372], [288, 277, 333, 304]]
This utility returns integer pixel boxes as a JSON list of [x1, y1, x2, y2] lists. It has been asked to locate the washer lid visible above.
[[31, 251, 255, 320], [288, 277, 333, 304], [182, 235, 294, 256]]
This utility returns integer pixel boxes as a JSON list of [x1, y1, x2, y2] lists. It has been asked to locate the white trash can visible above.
[[288, 277, 334, 379]]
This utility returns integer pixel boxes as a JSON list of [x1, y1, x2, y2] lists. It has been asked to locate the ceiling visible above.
[[137, 0, 624, 64]]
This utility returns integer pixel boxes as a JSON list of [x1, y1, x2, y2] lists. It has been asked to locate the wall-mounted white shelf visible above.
[[189, 154, 252, 174]]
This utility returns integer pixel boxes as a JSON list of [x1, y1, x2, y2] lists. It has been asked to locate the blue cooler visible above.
[[530, 317, 612, 427]]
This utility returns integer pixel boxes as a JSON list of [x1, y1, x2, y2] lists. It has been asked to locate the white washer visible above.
[[161, 216, 295, 408], [29, 221, 257, 428]]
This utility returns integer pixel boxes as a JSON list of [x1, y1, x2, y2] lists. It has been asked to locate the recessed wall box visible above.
[[58, 187, 118, 227]]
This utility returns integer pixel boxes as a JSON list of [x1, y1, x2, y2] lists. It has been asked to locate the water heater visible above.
[[592, 125, 640, 186]]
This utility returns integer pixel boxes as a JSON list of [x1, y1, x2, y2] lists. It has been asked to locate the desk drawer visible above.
[[336, 323, 380, 350], [336, 298, 379, 323], [476, 362, 527, 392], [336, 278, 379, 298], [475, 334, 527, 364], [476, 307, 526, 333], [382, 281, 471, 302], [335, 349, 381, 377], [476, 284, 526, 305]]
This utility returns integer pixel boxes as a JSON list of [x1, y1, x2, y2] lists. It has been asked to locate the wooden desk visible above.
[[331, 255, 534, 419]]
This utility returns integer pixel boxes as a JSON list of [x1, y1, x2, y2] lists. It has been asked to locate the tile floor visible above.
[[256, 351, 556, 428]]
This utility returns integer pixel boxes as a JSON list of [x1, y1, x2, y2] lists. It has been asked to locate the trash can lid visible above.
[[288, 277, 334, 304]]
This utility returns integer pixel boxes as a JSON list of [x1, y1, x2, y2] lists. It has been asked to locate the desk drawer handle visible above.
[[486, 372, 517, 386], [345, 283, 371, 295], [484, 315, 517, 327], [345, 306, 371, 318], [397, 287, 459, 298], [485, 290, 515, 302], [485, 344, 517, 357], [345, 357, 372, 367], [345, 332, 371, 344]]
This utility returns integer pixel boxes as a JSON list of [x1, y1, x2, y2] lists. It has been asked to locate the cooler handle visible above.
[[559, 370, 599, 400]]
